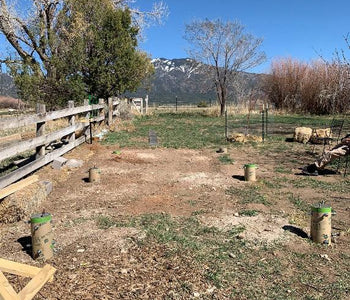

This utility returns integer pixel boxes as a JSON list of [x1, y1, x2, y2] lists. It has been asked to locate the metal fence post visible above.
[[261, 104, 265, 143]]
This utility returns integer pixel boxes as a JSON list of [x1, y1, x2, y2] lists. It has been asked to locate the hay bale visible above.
[[228, 133, 246, 143], [0, 182, 47, 223], [310, 128, 332, 144], [246, 135, 263, 143], [228, 133, 263, 143], [293, 127, 312, 144]]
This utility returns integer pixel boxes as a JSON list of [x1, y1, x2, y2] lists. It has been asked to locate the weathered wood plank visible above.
[[0, 136, 87, 189], [112, 98, 120, 106], [0, 123, 86, 162], [0, 175, 39, 199], [0, 104, 104, 130], [0, 134, 22, 145], [35, 104, 46, 159], [17, 264, 56, 300], [0, 271, 20, 300], [0, 259, 53, 282]]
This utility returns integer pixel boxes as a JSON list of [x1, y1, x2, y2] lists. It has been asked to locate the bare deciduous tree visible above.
[[184, 19, 266, 116]]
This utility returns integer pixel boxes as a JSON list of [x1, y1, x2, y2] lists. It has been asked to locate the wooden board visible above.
[[0, 259, 53, 282], [0, 104, 104, 130], [0, 259, 56, 300], [0, 136, 86, 189], [0, 175, 39, 199], [17, 265, 56, 300], [0, 271, 20, 300], [0, 134, 22, 145], [0, 123, 86, 162]]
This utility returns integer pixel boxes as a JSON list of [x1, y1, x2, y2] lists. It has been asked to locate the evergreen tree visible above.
[[1, 0, 155, 109]]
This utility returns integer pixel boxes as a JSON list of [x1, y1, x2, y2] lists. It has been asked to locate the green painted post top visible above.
[[30, 213, 52, 224], [244, 164, 256, 168], [311, 203, 332, 213]]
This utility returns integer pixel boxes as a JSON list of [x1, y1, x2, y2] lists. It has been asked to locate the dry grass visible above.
[[264, 57, 350, 114]]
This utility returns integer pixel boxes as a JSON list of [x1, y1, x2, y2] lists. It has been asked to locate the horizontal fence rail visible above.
[[0, 97, 124, 190]]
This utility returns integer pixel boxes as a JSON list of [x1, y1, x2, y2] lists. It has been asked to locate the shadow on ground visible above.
[[17, 236, 32, 256], [282, 225, 309, 239]]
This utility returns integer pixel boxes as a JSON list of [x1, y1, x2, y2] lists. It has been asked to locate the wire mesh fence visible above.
[[225, 103, 350, 142]]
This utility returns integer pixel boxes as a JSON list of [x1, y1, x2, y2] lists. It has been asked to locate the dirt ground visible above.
[[0, 141, 349, 299]]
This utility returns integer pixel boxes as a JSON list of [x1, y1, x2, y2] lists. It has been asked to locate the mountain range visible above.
[[0, 72, 17, 98], [0, 58, 264, 106], [129, 58, 265, 105]]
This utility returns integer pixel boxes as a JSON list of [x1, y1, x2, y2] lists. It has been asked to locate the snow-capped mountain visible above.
[[129, 58, 264, 105], [151, 58, 202, 78]]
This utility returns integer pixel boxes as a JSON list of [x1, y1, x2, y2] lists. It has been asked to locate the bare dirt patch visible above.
[[0, 141, 349, 299]]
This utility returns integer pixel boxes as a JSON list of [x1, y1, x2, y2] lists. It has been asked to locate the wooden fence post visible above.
[[98, 98, 105, 125], [108, 97, 113, 126], [83, 99, 91, 141], [84, 99, 90, 121], [36, 103, 46, 159], [145, 95, 149, 114], [68, 101, 75, 144]]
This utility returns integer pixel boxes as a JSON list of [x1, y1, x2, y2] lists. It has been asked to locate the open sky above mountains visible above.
[[138, 0, 350, 74], [0, 1, 349, 74]]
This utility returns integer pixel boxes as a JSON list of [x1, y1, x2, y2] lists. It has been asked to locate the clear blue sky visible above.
[[138, 0, 350, 73], [1, 0, 349, 74]]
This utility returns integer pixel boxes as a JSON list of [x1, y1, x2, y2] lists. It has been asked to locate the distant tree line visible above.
[[263, 57, 350, 114]]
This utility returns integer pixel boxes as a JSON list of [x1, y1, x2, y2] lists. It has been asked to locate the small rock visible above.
[[72, 257, 77, 262], [120, 269, 128, 274], [320, 254, 331, 261], [77, 248, 85, 253], [237, 233, 245, 240], [193, 292, 200, 298], [52, 157, 67, 170], [234, 212, 239, 217], [287, 289, 292, 293], [40, 180, 53, 195], [66, 159, 84, 169], [68, 274, 77, 280], [228, 252, 236, 258], [206, 286, 216, 293]]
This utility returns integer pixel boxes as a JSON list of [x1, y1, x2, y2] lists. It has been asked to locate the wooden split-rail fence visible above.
[[0, 97, 123, 190]]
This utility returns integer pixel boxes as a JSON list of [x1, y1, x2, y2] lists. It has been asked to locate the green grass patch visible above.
[[218, 154, 235, 164], [226, 185, 271, 205], [104, 112, 228, 149], [288, 177, 350, 193], [94, 212, 349, 299], [288, 193, 310, 213], [274, 165, 291, 174], [239, 209, 259, 216]]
